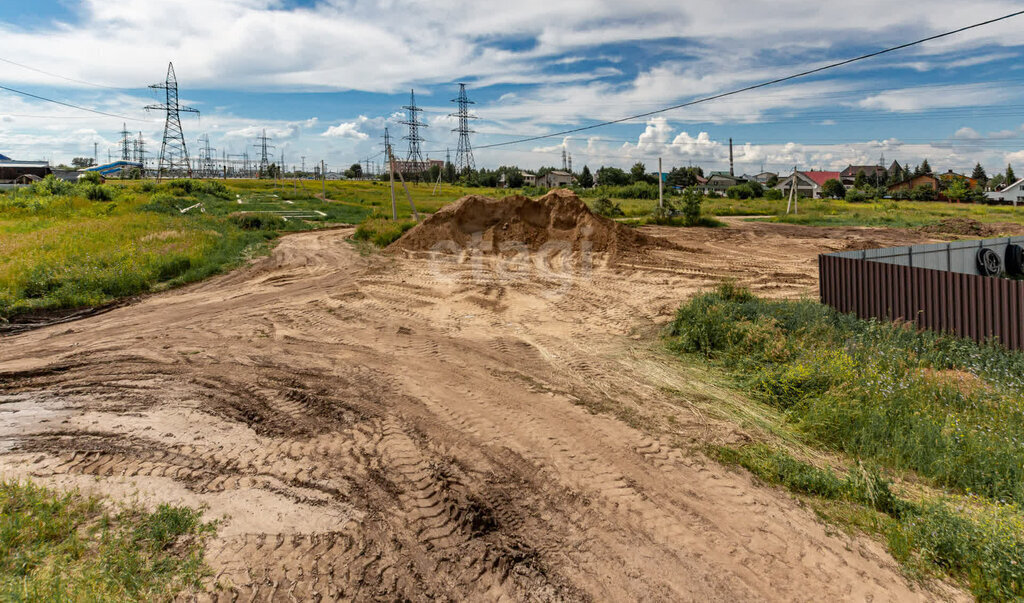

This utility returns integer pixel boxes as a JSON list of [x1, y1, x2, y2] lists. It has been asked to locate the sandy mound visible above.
[[388, 189, 671, 258]]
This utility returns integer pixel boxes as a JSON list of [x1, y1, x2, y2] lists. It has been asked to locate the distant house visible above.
[[522, 172, 536, 186], [537, 170, 574, 187], [776, 171, 841, 199], [938, 169, 978, 188], [840, 164, 886, 186], [985, 177, 1024, 206], [0, 160, 51, 184], [751, 171, 777, 185], [703, 172, 745, 196], [888, 173, 939, 193], [886, 160, 903, 181]]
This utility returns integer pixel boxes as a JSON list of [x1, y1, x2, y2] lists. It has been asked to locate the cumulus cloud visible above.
[[322, 120, 370, 140]]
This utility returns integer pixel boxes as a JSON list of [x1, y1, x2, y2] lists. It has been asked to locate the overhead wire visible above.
[[464, 9, 1024, 150]]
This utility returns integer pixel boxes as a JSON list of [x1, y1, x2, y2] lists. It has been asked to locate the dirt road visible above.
[[0, 219, 960, 600]]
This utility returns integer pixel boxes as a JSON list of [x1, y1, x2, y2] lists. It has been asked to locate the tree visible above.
[[854, 169, 868, 189], [822, 178, 846, 199], [595, 166, 629, 186], [71, 157, 95, 168], [766, 174, 779, 188], [989, 173, 1006, 191], [919, 158, 932, 174], [630, 162, 647, 184], [678, 187, 704, 226], [578, 165, 594, 188], [349, 163, 363, 178], [1007, 163, 1016, 184], [945, 179, 969, 203], [971, 162, 988, 187]]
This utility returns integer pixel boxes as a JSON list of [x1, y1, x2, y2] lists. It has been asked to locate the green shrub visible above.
[[352, 218, 417, 247], [228, 212, 287, 231], [78, 171, 102, 185], [81, 184, 113, 202], [140, 193, 182, 214], [764, 188, 783, 200], [139, 181, 157, 193], [845, 188, 868, 203], [27, 175, 75, 196], [592, 197, 624, 218]]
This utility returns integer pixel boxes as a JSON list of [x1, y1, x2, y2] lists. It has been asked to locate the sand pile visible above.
[[388, 189, 671, 258]]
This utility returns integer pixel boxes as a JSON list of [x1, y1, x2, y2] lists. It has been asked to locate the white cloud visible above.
[[321, 120, 370, 140]]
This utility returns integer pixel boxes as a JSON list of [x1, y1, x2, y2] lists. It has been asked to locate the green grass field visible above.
[[0, 480, 214, 601], [5, 178, 1024, 323], [668, 285, 1024, 598]]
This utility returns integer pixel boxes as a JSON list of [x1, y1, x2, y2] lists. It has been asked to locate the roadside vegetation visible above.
[[0, 479, 214, 601], [667, 284, 1024, 598]]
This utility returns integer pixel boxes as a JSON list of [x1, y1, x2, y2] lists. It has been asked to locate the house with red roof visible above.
[[775, 170, 841, 199]]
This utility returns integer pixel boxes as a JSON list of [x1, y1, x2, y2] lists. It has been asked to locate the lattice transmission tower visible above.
[[197, 134, 216, 178], [118, 123, 132, 162], [401, 89, 427, 173], [133, 132, 147, 167], [450, 83, 476, 172], [145, 62, 199, 179], [254, 129, 274, 177]]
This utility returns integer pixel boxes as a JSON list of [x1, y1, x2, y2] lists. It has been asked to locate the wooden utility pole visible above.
[[658, 157, 664, 208], [321, 160, 326, 199], [786, 165, 798, 214], [394, 165, 421, 222]]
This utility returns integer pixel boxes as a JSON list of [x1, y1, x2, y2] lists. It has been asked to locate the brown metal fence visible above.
[[818, 254, 1024, 350]]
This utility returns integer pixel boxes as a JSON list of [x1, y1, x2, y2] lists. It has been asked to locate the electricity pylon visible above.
[[450, 83, 476, 172], [145, 62, 199, 179]]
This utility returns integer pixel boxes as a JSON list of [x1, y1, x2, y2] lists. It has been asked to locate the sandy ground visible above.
[[0, 218, 965, 601]]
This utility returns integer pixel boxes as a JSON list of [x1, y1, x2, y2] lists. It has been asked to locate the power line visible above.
[[0, 83, 152, 122], [473, 9, 1024, 150], [0, 56, 129, 91]]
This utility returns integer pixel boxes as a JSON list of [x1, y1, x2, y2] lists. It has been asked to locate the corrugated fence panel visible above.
[[819, 254, 1024, 350]]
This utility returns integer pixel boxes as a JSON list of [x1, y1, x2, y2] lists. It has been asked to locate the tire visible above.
[[1005, 244, 1024, 276], [977, 247, 1003, 277]]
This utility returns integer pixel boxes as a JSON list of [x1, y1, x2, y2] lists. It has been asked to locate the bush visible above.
[[845, 188, 868, 203], [228, 212, 286, 231], [910, 184, 937, 201], [28, 175, 75, 196], [81, 184, 113, 202], [352, 218, 417, 247], [165, 179, 230, 199], [78, 171, 102, 185], [764, 188, 783, 200], [822, 178, 846, 199], [139, 181, 157, 193], [591, 197, 624, 218]]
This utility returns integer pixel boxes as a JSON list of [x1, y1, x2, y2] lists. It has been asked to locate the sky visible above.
[[2, 0, 1024, 176]]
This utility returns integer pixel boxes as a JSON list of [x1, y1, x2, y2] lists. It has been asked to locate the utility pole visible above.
[[449, 83, 476, 173], [145, 62, 199, 179], [401, 89, 427, 175], [301, 156, 305, 177], [786, 165, 798, 215], [93, 142, 98, 166], [658, 157, 663, 208], [321, 160, 326, 199], [384, 128, 397, 220], [729, 138, 734, 177]]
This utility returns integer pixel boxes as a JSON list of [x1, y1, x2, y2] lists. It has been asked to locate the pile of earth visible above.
[[388, 189, 673, 258], [918, 218, 997, 237]]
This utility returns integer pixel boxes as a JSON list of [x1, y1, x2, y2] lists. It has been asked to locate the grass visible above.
[[667, 284, 1024, 598], [353, 217, 418, 247], [0, 479, 215, 601], [0, 177, 491, 322]]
